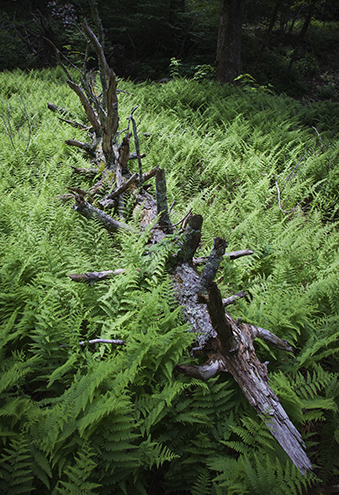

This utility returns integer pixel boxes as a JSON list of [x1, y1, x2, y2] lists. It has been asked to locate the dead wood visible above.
[[71, 166, 99, 177], [173, 241, 312, 474], [222, 290, 248, 306], [65, 139, 96, 152], [73, 198, 130, 233], [68, 269, 125, 284], [194, 249, 254, 265], [47, 103, 74, 118], [48, 7, 312, 474], [129, 152, 146, 161], [156, 168, 173, 233], [67, 80, 101, 136], [60, 338, 126, 348]]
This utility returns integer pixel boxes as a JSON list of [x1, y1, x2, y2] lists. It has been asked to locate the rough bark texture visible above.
[[156, 168, 173, 233], [215, 0, 246, 83], [73, 199, 130, 233], [174, 253, 312, 474]]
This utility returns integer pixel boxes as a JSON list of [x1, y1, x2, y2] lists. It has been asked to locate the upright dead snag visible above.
[[48, 6, 312, 474]]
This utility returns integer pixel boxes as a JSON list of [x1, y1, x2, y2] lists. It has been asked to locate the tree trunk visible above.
[[288, 0, 316, 73], [215, 0, 246, 83], [254, 0, 284, 70]]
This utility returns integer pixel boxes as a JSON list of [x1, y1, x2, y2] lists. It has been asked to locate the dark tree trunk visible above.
[[215, 0, 246, 83], [288, 0, 316, 73], [254, 0, 284, 70]]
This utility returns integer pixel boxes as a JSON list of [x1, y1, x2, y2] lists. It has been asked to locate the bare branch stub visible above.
[[250, 325, 294, 352], [127, 107, 143, 185], [156, 168, 173, 234], [82, 18, 111, 78], [68, 269, 125, 285], [198, 237, 227, 298], [118, 133, 132, 170], [73, 199, 130, 233], [207, 283, 236, 352], [65, 139, 96, 153], [175, 214, 203, 264], [222, 291, 248, 306], [67, 80, 101, 136], [103, 70, 119, 157]]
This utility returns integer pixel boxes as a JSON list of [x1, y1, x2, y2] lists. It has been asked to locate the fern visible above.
[[210, 453, 315, 495], [56, 444, 101, 494], [0, 437, 34, 494], [1, 69, 339, 494], [191, 468, 212, 495]]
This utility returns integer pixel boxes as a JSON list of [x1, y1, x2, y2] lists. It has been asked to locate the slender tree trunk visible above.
[[288, 0, 315, 73], [215, 0, 246, 83], [254, 0, 284, 70]]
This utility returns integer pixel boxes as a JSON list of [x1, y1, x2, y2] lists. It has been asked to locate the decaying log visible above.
[[173, 234, 312, 474], [49, 7, 312, 475]]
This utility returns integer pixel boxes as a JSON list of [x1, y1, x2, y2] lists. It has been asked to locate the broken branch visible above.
[[222, 291, 248, 306], [65, 139, 96, 153], [156, 169, 173, 233], [175, 214, 203, 263], [60, 338, 126, 348], [73, 199, 130, 233], [198, 237, 228, 298], [250, 325, 293, 352], [68, 269, 125, 284], [207, 283, 236, 352], [82, 19, 111, 78], [194, 249, 254, 265], [67, 79, 101, 136]]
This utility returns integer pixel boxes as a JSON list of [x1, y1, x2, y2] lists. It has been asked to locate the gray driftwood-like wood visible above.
[[222, 290, 248, 306], [60, 338, 126, 348], [68, 269, 125, 285], [174, 257, 312, 474], [172, 228, 311, 473]]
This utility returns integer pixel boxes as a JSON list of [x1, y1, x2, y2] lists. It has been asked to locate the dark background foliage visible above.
[[1, 0, 339, 98]]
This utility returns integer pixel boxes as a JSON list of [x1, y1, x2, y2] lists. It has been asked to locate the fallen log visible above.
[[49, 9, 312, 474], [173, 235, 312, 474]]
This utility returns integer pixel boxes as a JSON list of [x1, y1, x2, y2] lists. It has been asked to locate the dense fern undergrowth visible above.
[[1, 68, 339, 494]]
